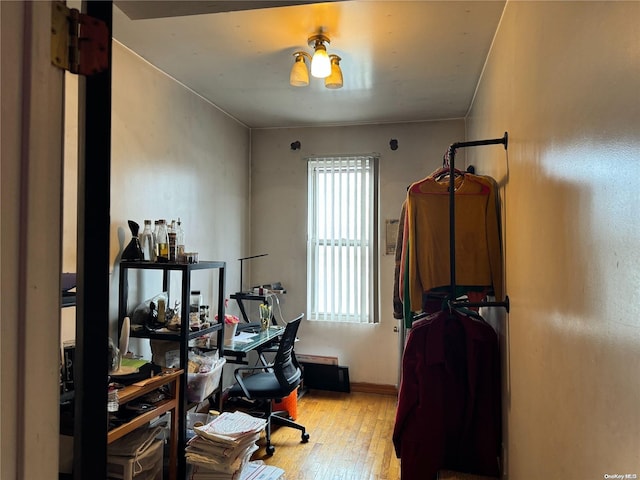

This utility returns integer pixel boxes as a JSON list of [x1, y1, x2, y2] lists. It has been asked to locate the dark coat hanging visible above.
[[393, 309, 502, 480]]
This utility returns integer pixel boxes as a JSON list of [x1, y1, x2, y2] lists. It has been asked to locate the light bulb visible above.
[[311, 44, 331, 78]]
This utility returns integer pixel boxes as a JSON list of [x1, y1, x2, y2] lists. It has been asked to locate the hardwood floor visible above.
[[253, 390, 401, 480], [182, 390, 497, 480]]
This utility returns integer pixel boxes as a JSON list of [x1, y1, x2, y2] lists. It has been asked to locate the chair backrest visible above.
[[273, 314, 304, 394]]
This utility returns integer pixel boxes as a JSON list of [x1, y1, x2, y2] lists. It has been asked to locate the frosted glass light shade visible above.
[[290, 53, 309, 87], [311, 45, 331, 78], [325, 55, 343, 89]]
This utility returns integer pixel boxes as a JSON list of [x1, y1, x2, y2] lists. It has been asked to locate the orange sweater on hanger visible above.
[[403, 172, 503, 312]]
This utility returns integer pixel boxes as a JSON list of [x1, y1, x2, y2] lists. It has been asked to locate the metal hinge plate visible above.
[[51, 2, 109, 75]]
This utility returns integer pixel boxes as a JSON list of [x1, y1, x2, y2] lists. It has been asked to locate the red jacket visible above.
[[393, 310, 501, 479]]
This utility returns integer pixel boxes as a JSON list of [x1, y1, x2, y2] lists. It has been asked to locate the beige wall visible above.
[[250, 121, 466, 386], [61, 40, 252, 353], [107, 43, 251, 349], [466, 1, 640, 478]]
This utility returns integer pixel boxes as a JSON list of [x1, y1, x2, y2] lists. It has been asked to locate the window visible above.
[[307, 155, 379, 323]]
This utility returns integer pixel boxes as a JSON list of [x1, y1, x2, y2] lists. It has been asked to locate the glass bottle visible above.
[[176, 218, 185, 262], [156, 219, 169, 262], [153, 220, 159, 258], [168, 231, 177, 262], [167, 220, 177, 261], [140, 220, 155, 262]]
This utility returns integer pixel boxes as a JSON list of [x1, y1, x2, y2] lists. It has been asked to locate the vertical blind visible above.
[[307, 155, 378, 323]]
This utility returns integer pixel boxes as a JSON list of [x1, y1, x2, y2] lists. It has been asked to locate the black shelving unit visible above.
[[117, 260, 226, 479]]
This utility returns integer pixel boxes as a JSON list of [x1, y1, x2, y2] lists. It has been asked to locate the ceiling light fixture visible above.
[[289, 33, 343, 89]]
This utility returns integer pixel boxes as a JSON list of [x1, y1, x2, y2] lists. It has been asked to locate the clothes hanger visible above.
[[431, 167, 465, 182], [429, 152, 466, 182]]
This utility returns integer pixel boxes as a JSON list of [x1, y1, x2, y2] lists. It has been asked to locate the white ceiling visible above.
[[112, 1, 505, 129]]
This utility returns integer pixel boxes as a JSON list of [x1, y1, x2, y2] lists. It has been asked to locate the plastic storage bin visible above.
[[186, 358, 226, 403], [186, 412, 217, 440]]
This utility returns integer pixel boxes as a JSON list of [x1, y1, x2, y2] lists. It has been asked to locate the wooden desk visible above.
[[107, 368, 183, 480]]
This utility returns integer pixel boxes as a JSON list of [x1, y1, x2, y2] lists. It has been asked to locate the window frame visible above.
[[306, 155, 380, 324]]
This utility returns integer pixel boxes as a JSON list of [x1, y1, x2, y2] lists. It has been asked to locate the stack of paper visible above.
[[190, 461, 285, 480], [186, 411, 273, 480]]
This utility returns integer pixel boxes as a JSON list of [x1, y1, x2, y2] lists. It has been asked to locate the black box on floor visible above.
[[300, 363, 350, 393]]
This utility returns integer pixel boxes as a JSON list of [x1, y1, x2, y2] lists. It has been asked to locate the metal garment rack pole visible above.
[[446, 132, 510, 312]]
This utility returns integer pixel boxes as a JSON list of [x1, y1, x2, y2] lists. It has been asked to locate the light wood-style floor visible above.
[[252, 390, 401, 480]]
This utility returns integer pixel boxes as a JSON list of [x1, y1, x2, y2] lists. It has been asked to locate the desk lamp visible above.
[[237, 253, 268, 293]]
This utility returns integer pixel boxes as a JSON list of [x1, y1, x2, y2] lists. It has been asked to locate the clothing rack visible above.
[[446, 132, 510, 313]]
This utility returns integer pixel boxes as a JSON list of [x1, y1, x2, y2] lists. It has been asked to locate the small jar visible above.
[[107, 385, 119, 412], [190, 290, 203, 313], [200, 305, 210, 323]]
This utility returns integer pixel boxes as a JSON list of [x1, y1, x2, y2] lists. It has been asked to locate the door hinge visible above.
[[51, 1, 109, 75]]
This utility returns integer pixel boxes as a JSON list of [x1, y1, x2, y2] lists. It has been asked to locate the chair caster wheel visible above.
[[301, 432, 310, 443], [266, 445, 275, 455]]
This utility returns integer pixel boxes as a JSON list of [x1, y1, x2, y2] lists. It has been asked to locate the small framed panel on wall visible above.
[[385, 219, 399, 255]]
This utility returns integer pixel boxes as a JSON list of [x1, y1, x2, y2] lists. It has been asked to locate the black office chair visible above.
[[226, 313, 309, 455]]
